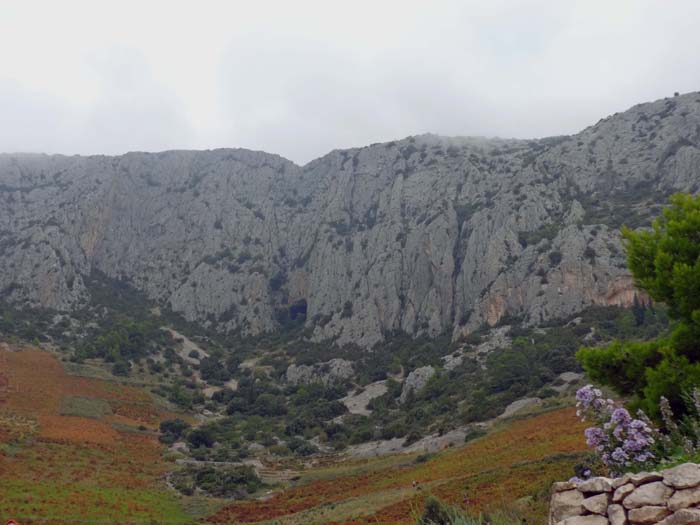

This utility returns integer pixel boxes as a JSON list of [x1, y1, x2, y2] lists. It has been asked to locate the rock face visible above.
[[551, 464, 700, 525], [2, 93, 700, 347], [399, 366, 436, 402]]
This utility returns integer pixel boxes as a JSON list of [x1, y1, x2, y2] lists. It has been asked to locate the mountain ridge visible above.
[[0, 90, 684, 168], [1, 91, 699, 347]]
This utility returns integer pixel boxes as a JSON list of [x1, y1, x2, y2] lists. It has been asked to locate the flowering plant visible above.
[[575, 385, 658, 476]]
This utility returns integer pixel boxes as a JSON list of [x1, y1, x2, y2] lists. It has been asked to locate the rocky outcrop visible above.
[[549, 463, 700, 525], [399, 366, 435, 403], [285, 358, 354, 386], [1, 93, 700, 347]]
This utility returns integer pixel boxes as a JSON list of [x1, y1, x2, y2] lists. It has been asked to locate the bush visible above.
[[159, 418, 191, 444], [111, 361, 131, 376], [188, 427, 215, 448], [170, 465, 263, 498], [286, 436, 318, 456]]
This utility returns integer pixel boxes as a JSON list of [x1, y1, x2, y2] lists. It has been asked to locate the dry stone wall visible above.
[[550, 463, 700, 525]]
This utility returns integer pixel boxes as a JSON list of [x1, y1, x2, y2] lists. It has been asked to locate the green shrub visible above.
[[578, 194, 700, 420]]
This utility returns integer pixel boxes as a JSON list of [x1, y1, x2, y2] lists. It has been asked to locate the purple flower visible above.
[[611, 447, 629, 463], [575, 387, 659, 476], [634, 451, 655, 463], [611, 408, 631, 425], [584, 426, 607, 447]]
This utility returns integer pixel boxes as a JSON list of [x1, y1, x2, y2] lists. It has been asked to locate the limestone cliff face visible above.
[[1, 93, 699, 347]]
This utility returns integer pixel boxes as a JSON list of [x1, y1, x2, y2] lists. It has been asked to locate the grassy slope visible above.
[[206, 408, 587, 524], [0, 343, 588, 525], [0, 344, 194, 524]]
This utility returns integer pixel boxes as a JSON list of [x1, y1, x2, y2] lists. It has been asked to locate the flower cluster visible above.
[[575, 385, 613, 420], [576, 385, 657, 476]]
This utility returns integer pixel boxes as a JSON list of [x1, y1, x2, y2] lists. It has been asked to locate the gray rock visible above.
[[668, 485, 700, 511], [583, 493, 610, 515], [550, 489, 585, 524], [286, 358, 354, 386], [554, 481, 580, 493], [623, 481, 674, 509], [580, 477, 614, 494], [341, 380, 389, 416], [664, 464, 700, 490], [613, 475, 632, 489], [441, 351, 464, 371], [607, 504, 627, 525], [556, 515, 609, 525], [613, 483, 636, 503], [658, 508, 700, 525], [399, 366, 435, 403], [628, 506, 671, 524], [498, 397, 541, 419], [628, 472, 663, 486]]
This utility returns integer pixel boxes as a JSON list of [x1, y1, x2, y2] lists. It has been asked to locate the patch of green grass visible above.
[[59, 396, 112, 419]]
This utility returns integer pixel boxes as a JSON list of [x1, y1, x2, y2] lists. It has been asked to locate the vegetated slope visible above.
[[0, 343, 193, 524], [1, 93, 699, 347], [206, 407, 587, 524]]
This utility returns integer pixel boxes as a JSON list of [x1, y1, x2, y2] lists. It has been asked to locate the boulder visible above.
[[664, 464, 700, 490], [613, 483, 636, 503], [550, 489, 585, 524], [554, 481, 580, 493], [583, 493, 611, 515], [628, 472, 663, 486], [623, 481, 674, 509], [556, 515, 609, 525], [669, 485, 700, 511], [613, 475, 632, 489], [399, 366, 435, 403], [607, 504, 627, 525], [658, 508, 700, 525], [627, 505, 671, 524], [579, 477, 614, 494]]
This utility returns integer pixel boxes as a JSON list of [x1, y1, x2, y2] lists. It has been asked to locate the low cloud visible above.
[[1, 0, 699, 164]]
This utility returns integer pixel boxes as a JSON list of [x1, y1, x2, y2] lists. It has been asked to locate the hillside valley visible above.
[[0, 91, 699, 524]]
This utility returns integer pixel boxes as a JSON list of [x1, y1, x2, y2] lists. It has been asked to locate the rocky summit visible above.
[[1, 93, 699, 348]]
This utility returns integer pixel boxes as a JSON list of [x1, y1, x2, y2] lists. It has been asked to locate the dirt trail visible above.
[[163, 327, 210, 364]]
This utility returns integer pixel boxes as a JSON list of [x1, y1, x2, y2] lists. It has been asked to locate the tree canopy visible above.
[[578, 193, 700, 420]]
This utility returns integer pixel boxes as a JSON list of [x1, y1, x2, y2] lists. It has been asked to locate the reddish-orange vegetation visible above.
[[37, 415, 120, 446], [0, 344, 170, 450], [0, 344, 186, 523], [208, 408, 587, 524], [111, 400, 162, 425], [3, 346, 64, 415], [1, 346, 168, 428]]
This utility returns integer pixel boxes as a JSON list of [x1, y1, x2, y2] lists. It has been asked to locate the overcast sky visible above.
[[1, 1, 699, 164]]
